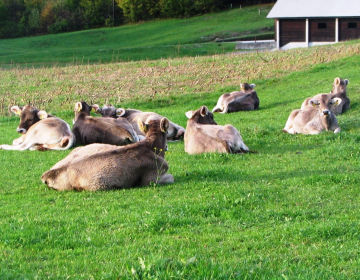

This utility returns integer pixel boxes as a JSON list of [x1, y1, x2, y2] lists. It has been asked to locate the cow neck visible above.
[[75, 112, 88, 122], [145, 132, 166, 158]]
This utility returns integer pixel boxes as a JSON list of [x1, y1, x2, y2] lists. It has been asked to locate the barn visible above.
[[267, 0, 360, 49]]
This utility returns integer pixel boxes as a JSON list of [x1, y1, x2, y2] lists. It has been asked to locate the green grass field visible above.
[[0, 5, 273, 67], [1, 6, 360, 279]]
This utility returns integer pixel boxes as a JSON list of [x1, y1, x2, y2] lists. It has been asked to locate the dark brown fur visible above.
[[72, 101, 138, 146]]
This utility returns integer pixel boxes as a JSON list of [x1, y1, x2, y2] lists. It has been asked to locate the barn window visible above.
[[318, 23, 327, 29], [348, 22, 357, 28]]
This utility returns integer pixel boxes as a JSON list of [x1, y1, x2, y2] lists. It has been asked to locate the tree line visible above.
[[0, 0, 276, 39]]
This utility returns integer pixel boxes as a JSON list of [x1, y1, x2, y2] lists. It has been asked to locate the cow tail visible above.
[[60, 133, 76, 150]]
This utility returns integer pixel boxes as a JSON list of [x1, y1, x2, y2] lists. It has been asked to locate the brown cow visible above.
[[72, 102, 139, 146], [95, 104, 185, 141], [212, 83, 259, 113], [283, 94, 341, 135], [0, 105, 75, 151], [41, 116, 173, 191], [300, 77, 350, 115], [184, 106, 249, 154]]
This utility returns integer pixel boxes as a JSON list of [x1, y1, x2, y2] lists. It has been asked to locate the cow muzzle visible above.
[[17, 127, 27, 134], [322, 110, 330, 117]]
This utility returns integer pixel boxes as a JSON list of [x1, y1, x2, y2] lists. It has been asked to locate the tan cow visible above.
[[300, 77, 350, 115], [212, 83, 259, 113], [184, 106, 249, 154], [41, 116, 174, 191], [283, 94, 341, 135], [0, 105, 75, 151], [95, 104, 186, 141]]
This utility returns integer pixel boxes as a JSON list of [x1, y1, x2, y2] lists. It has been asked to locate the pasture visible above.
[[0, 5, 273, 68], [1, 40, 360, 278]]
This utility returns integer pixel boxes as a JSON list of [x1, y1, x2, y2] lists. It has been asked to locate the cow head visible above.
[[240, 83, 256, 92], [331, 77, 348, 94], [95, 104, 125, 118], [74, 101, 97, 122], [185, 106, 218, 125], [139, 116, 169, 158], [309, 95, 342, 118], [11, 105, 48, 134]]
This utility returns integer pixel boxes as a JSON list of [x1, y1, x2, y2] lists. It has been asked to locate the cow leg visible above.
[[139, 170, 159, 186], [303, 121, 322, 135], [12, 135, 25, 145], [0, 143, 29, 150], [157, 174, 174, 184]]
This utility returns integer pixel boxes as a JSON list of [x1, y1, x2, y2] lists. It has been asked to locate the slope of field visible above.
[[0, 5, 273, 67]]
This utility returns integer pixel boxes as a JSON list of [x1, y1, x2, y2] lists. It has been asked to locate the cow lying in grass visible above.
[[72, 102, 139, 146], [41, 116, 174, 191], [212, 83, 259, 113], [184, 105, 249, 154], [300, 77, 350, 115], [94, 104, 186, 141], [0, 105, 75, 151], [283, 94, 341, 135]]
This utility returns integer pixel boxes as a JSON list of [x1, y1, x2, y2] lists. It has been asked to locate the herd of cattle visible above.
[[0, 78, 349, 191]]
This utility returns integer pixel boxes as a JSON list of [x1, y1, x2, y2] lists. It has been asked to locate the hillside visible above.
[[0, 5, 274, 67]]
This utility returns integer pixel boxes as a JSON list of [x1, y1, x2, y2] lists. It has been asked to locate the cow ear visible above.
[[75, 102, 82, 112], [344, 79, 349, 86], [250, 83, 256, 89], [38, 110, 48, 120], [116, 108, 126, 117], [309, 99, 319, 107], [10, 106, 22, 115], [92, 104, 100, 114], [138, 120, 148, 133], [331, 98, 342, 106], [185, 110, 194, 119], [334, 77, 341, 85], [160, 118, 169, 133], [200, 106, 209, 117]]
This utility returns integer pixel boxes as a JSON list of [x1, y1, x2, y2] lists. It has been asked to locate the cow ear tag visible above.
[[91, 107, 96, 113], [138, 120, 147, 133], [75, 102, 82, 112]]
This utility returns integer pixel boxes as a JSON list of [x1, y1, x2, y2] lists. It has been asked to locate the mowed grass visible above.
[[1, 40, 360, 278], [0, 5, 273, 67]]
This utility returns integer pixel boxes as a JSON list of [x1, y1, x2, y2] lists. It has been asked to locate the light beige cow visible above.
[[184, 106, 249, 154], [300, 77, 350, 115], [212, 83, 259, 113], [41, 116, 173, 191], [0, 105, 75, 151], [283, 94, 341, 135]]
